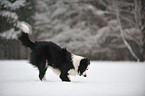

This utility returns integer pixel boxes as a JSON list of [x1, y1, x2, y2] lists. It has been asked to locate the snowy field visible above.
[[0, 60, 145, 96]]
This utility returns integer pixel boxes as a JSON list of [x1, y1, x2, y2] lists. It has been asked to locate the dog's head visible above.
[[78, 58, 90, 77]]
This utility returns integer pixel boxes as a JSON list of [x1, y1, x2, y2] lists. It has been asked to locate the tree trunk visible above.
[[140, 0, 145, 61], [113, 1, 140, 61]]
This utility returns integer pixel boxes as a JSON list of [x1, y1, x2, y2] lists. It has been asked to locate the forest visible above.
[[0, 0, 145, 61]]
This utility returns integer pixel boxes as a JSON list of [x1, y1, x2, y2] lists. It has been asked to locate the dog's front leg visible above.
[[59, 73, 70, 82], [59, 66, 71, 82]]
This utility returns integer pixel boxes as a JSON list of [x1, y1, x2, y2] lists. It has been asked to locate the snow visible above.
[[0, 60, 145, 96], [0, 11, 18, 20], [0, 28, 20, 39], [0, 0, 29, 40], [0, 0, 25, 10]]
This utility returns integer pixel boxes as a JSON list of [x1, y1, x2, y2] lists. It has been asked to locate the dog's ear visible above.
[[62, 47, 67, 51], [62, 47, 68, 57], [62, 47, 67, 53], [78, 58, 90, 76]]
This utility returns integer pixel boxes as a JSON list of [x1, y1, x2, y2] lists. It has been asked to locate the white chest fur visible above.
[[72, 54, 84, 71]]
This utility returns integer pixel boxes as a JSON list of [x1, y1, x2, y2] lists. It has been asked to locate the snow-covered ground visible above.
[[0, 60, 145, 96]]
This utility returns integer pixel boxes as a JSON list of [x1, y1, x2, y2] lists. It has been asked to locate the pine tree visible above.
[[0, 0, 35, 59], [0, 0, 35, 39]]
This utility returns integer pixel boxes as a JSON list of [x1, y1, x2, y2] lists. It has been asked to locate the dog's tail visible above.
[[18, 24, 34, 49]]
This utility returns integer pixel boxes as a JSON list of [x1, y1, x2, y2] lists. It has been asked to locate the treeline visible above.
[[0, 0, 145, 61]]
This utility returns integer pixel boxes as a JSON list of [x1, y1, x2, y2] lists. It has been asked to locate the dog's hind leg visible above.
[[38, 59, 48, 81], [41, 68, 48, 81]]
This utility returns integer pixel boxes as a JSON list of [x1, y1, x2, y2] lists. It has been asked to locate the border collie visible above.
[[18, 24, 90, 82]]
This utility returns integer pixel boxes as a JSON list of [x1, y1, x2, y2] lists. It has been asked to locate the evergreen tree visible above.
[[0, 0, 35, 39], [0, 0, 35, 59]]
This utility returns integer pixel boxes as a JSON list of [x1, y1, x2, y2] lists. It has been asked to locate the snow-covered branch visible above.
[[113, 0, 139, 61], [0, 0, 25, 10]]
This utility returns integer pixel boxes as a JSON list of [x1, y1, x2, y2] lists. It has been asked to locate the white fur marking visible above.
[[70, 54, 85, 76], [83, 70, 87, 76], [68, 69, 77, 76], [21, 23, 29, 33], [72, 54, 84, 71]]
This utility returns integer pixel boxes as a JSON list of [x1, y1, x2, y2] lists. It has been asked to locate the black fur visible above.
[[18, 31, 90, 82], [18, 32, 34, 48]]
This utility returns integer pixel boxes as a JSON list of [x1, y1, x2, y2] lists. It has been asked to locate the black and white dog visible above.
[[18, 24, 90, 82]]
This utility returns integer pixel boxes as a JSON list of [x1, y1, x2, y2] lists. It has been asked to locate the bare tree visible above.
[[113, 0, 139, 61], [97, 0, 144, 61]]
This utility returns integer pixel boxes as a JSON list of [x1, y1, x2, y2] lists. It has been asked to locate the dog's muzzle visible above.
[[79, 72, 87, 77]]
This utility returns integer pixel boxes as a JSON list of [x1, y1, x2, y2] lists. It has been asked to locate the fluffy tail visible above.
[[18, 24, 34, 49]]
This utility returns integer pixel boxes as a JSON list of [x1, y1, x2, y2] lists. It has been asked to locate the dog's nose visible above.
[[83, 74, 87, 77]]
